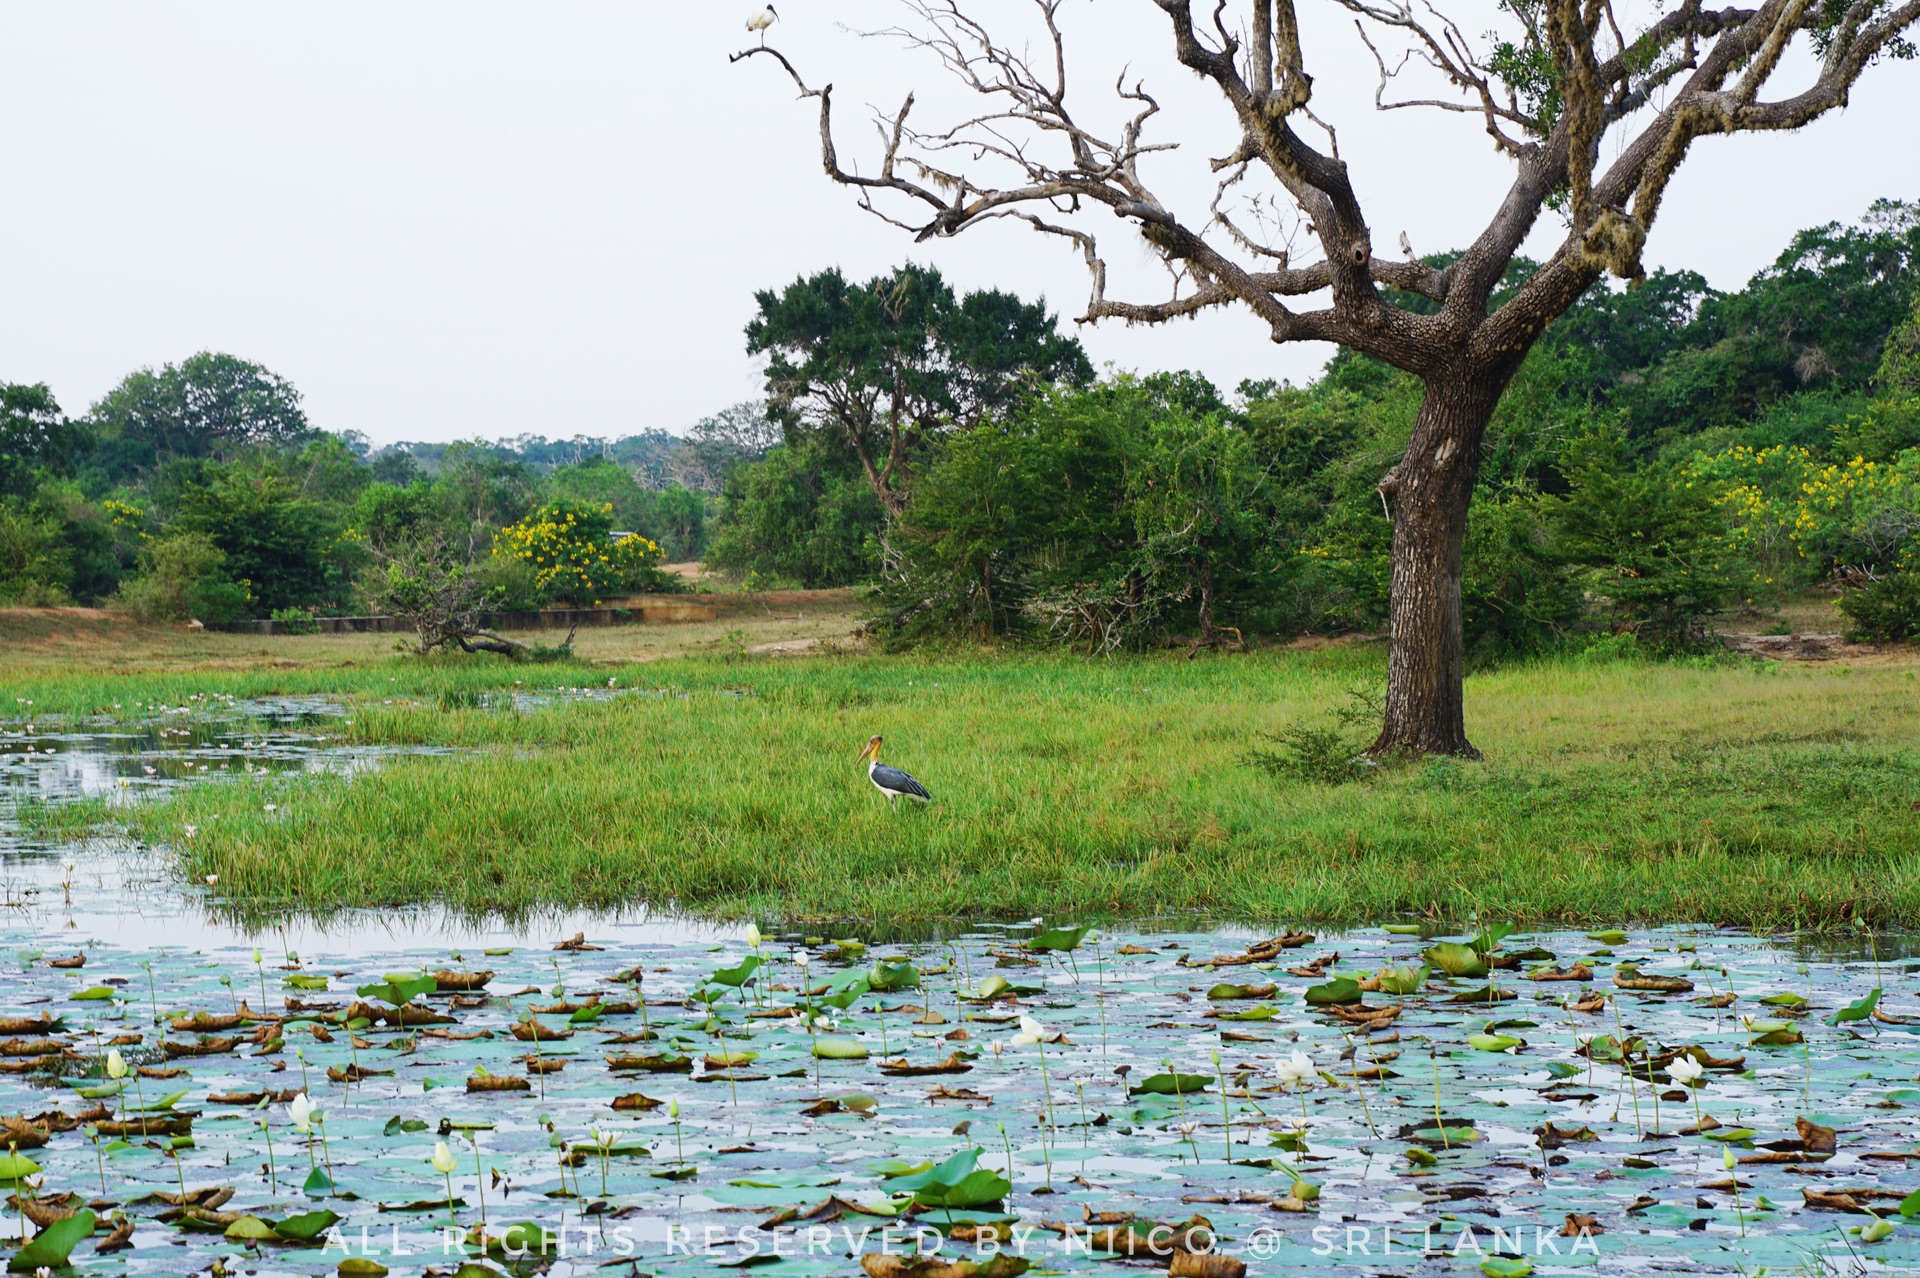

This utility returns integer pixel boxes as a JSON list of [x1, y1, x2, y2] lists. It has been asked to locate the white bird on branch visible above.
[[1399, 231, 1414, 260], [746, 5, 778, 44]]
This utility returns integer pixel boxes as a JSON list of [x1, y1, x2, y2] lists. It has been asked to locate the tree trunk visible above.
[[1369, 372, 1505, 759]]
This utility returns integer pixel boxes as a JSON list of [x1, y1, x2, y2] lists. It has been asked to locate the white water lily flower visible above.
[[592, 1127, 615, 1150], [746, 924, 763, 949], [205, 874, 218, 886], [105, 1049, 127, 1080], [1274, 1050, 1317, 1090], [794, 950, 810, 968], [1011, 1015, 1048, 1047], [289, 1092, 319, 1134], [431, 1140, 458, 1173], [1667, 1054, 1706, 1086]]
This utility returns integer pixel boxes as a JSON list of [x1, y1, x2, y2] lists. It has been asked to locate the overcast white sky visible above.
[[2, 2, 1915, 446]]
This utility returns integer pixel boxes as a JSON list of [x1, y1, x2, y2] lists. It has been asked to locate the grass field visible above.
[[7, 605, 1915, 930]]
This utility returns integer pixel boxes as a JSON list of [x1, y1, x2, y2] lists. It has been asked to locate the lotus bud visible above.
[[106, 1049, 127, 1080], [431, 1140, 458, 1173]]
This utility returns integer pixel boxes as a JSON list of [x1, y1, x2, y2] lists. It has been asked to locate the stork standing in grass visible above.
[[859, 735, 930, 809]]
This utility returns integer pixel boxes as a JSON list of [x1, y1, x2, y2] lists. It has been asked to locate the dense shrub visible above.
[[704, 443, 885, 588], [117, 532, 251, 622], [1839, 572, 1920, 641], [491, 499, 675, 606]]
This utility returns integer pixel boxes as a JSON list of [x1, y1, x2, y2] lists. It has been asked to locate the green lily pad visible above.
[[1425, 943, 1488, 978], [1028, 925, 1091, 952], [1129, 1071, 1211, 1095], [1304, 977, 1362, 1005], [8, 1208, 95, 1272]]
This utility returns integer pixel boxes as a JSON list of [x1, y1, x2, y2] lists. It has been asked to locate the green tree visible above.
[[170, 466, 340, 613], [0, 503, 70, 604], [748, 264, 1092, 514], [1555, 436, 1748, 645], [704, 441, 884, 587], [116, 531, 251, 622], [86, 352, 312, 477], [1, 383, 88, 499]]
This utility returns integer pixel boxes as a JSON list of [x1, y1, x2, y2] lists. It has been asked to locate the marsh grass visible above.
[[51, 645, 1917, 928]]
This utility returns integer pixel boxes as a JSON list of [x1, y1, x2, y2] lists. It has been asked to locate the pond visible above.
[[0, 702, 1915, 1276]]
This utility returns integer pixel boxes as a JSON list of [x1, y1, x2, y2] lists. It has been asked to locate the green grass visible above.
[[78, 645, 1920, 930]]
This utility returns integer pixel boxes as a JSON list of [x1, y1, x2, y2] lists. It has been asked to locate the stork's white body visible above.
[[868, 758, 931, 806], [747, 5, 778, 41]]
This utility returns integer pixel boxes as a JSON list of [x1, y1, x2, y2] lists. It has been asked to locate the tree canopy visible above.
[[748, 263, 1092, 514]]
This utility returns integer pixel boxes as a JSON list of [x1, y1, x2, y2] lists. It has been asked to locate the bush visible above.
[[271, 606, 320, 635], [491, 499, 675, 606], [0, 503, 71, 604], [704, 443, 884, 587], [1556, 435, 1750, 645], [117, 532, 251, 623], [1838, 572, 1920, 642]]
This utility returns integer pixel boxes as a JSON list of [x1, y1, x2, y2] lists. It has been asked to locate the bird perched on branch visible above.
[[746, 5, 778, 43], [859, 735, 931, 809]]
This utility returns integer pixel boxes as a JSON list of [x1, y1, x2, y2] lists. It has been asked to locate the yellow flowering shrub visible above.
[[1687, 445, 1920, 578], [492, 500, 667, 606]]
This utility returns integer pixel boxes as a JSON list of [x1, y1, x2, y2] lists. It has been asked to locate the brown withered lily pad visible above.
[[466, 1073, 531, 1093], [0, 1116, 50, 1148], [510, 1021, 571, 1042], [47, 954, 85, 970], [610, 1093, 663, 1111], [1796, 1116, 1839, 1153], [170, 1011, 243, 1033], [605, 1053, 692, 1072], [0, 1015, 60, 1036], [1615, 971, 1695, 993], [1529, 963, 1593, 982], [860, 1253, 1029, 1278], [429, 969, 493, 991], [876, 1053, 974, 1077], [163, 1035, 241, 1057]]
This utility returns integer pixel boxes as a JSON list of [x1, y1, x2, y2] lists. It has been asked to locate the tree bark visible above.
[[1370, 371, 1508, 759]]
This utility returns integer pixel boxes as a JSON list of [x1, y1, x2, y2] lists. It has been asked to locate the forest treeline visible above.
[[707, 201, 1920, 650], [4, 201, 1917, 644], [0, 356, 771, 623]]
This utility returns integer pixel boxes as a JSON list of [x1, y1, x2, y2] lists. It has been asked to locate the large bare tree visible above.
[[735, 0, 1919, 756]]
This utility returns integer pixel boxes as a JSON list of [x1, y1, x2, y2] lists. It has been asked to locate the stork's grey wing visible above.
[[871, 764, 931, 799]]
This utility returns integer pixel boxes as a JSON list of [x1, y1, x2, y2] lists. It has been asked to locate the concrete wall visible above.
[[205, 599, 719, 636]]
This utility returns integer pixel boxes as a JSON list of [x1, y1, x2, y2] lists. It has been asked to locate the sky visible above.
[[2, 1, 1916, 447]]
